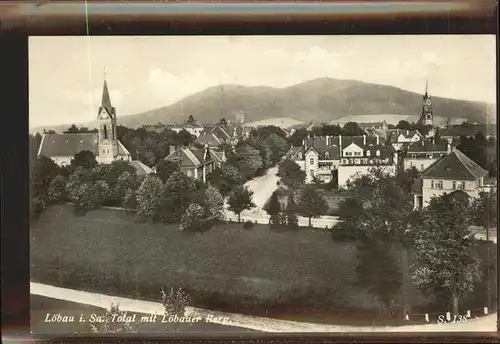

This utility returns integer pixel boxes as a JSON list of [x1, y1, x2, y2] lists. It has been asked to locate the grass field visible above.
[[30, 204, 495, 325], [31, 204, 370, 313]]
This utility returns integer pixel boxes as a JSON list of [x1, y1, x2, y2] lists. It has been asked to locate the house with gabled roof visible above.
[[284, 134, 396, 186], [37, 78, 152, 176], [403, 138, 450, 172], [164, 145, 219, 183], [412, 149, 490, 209]]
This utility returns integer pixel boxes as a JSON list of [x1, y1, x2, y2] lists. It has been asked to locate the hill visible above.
[[30, 78, 495, 133]]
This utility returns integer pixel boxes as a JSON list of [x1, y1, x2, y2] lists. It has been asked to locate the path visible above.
[[31, 282, 497, 333], [224, 166, 339, 228]]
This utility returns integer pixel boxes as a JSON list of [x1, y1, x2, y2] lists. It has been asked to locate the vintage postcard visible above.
[[29, 35, 497, 335]]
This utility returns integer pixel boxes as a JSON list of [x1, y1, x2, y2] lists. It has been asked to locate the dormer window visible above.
[[376, 150, 380, 157], [366, 150, 371, 157], [298, 153, 303, 159], [325, 152, 330, 159]]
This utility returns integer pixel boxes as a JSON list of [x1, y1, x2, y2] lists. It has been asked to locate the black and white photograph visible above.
[[29, 35, 497, 335]]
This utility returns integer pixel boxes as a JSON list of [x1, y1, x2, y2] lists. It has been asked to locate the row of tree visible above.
[[331, 167, 497, 318]]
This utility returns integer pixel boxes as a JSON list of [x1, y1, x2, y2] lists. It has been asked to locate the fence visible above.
[[403, 306, 494, 324]]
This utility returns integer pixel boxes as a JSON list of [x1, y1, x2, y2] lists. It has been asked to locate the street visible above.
[[31, 282, 497, 333]]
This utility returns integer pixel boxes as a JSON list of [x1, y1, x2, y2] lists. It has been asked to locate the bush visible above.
[[243, 220, 254, 230], [31, 195, 48, 220], [179, 203, 212, 233], [161, 287, 191, 316]]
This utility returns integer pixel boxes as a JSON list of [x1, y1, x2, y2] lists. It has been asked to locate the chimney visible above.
[[376, 134, 380, 145], [363, 135, 366, 145], [447, 143, 452, 154], [421, 140, 424, 146], [326, 135, 330, 146], [432, 138, 435, 146], [169, 145, 176, 155], [339, 134, 342, 146]]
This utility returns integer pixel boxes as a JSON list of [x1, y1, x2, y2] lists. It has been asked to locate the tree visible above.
[[265, 191, 282, 228], [71, 150, 97, 170], [47, 175, 68, 203], [122, 188, 137, 210], [155, 160, 181, 183], [210, 164, 243, 198], [204, 185, 224, 221], [355, 241, 402, 314], [112, 171, 137, 205], [343, 122, 366, 136], [411, 192, 480, 316], [277, 160, 306, 189], [235, 144, 264, 175], [285, 193, 299, 229], [297, 185, 328, 227], [227, 186, 256, 222], [64, 124, 79, 133], [396, 120, 413, 131], [30, 156, 63, 198], [179, 203, 208, 233], [177, 129, 195, 146], [331, 168, 415, 316], [136, 175, 164, 218], [158, 171, 200, 223], [288, 127, 308, 147]]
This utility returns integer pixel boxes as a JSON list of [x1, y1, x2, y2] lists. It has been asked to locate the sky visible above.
[[29, 35, 496, 128]]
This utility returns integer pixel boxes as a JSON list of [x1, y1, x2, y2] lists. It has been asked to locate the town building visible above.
[[358, 121, 389, 137], [37, 78, 158, 177], [196, 118, 244, 146], [412, 149, 489, 209], [403, 138, 449, 172], [419, 79, 434, 127], [168, 115, 205, 137], [441, 123, 497, 142], [284, 134, 396, 187], [164, 145, 220, 183]]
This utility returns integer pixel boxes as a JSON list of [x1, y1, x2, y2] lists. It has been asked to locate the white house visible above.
[[412, 149, 490, 209], [403, 138, 449, 172], [284, 134, 395, 187]]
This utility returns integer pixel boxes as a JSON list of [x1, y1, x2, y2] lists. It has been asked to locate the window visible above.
[[436, 180, 443, 189], [431, 180, 434, 189], [354, 159, 360, 165], [310, 170, 314, 177], [426, 154, 433, 159], [187, 169, 193, 177], [325, 152, 330, 159], [298, 153, 302, 159], [309, 157, 314, 165], [367, 150, 371, 157], [411, 154, 417, 159], [420, 164, 424, 170], [452, 181, 456, 189], [376, 150, 380, 157]]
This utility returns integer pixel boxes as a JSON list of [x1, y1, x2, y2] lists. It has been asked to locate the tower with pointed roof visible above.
[[97, 77, 119, 163], [420, 79, 433, 127]]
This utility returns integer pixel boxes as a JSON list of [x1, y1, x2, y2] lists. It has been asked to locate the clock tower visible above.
[[421, 79, 433, 126], [97, 77, 118, 164]]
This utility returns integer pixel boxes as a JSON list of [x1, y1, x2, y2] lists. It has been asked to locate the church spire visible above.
[[99, 74, 115, 118], [425, 78, 428, 96]]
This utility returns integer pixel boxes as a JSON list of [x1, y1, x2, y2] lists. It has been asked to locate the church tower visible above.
[[421, 79, 433, 126], [97, 77, 118, 164]]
